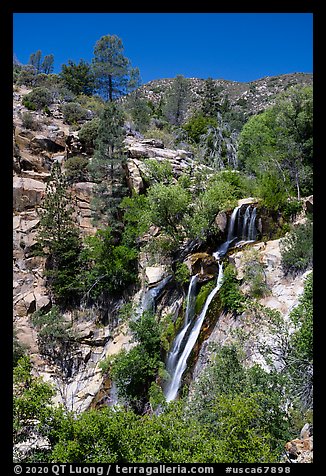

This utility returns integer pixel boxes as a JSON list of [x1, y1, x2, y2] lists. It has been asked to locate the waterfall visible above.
[[237, 205, 257, 244], [248, 207, 257, 241], [164, 263, 224, 402], [227, 205, 241, 242], [136, 275, 172, 317], [213, 205, 240, 259], [241, 206, 251, 240], [166, 275, 198, 376]]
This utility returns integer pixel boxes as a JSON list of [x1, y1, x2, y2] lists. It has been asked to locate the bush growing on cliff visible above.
[[218, 264, 245, 314], [37, 161, 82, 305], [109, 311, 163, 411], [21, 111, 42, 131], [22, 86, 53, 110], [78, 117, 100, 151], [30, 306, 79, 378], [61, 102, 88, 125], [280, 219, 313, 276], [64, 156, 90, 184], [80, 227, 139, 300]]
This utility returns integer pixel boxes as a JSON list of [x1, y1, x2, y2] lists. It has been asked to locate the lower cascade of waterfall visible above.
[[164, 203, 258, 402], [164, 262, 224, 402]]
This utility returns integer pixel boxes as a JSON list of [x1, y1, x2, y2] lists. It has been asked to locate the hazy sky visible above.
[[13, 13, 313, 83]]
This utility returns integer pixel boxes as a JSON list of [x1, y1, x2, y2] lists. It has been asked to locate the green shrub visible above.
[[183, 113, 217, 143], [75, 94, 105, 116], [195, 280, 216, 315], [21, 111, 41, 131], [30, 306, 78, 377], [255, 170, 290, 212], [242, 249, 270, 298], [22, 87, 53, 110], [64, 156, 89, 183], [78, 117, 100, 151], [143, 159, 173, 185], [282, 199, 303, 221], [110, 311, 163, 410], [219, 264, 245, 314], [174, 262, 190, 286], [280, 219, 313, 276], [61, 102, 88, 124]]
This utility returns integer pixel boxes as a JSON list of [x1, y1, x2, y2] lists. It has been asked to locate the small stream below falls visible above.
[[163, 203, 258, 402]]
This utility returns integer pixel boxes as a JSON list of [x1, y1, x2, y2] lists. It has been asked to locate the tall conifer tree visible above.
[[88, 102, 128, 234], [37, 161, 81, 305]]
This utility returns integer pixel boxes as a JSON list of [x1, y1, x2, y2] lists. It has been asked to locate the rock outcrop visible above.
[[285, 424, 313, 463]]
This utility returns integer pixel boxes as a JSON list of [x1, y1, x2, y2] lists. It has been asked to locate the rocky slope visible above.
[[132, 72, 313, 118]]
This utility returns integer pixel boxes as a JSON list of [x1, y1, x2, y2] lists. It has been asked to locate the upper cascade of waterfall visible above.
[[164, 263, 224, 403], [214, 204, 258, 259]]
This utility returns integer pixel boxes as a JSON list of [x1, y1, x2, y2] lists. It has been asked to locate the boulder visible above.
[[285, 434, 313, 463], [237, 197, 258, 207], [30, 135, 65, 153], [140, 138, 164, 148], [13, 177, 46, 211], [215, 211, 228, 233], [145, 266, 167, 285], [126, 159, 145, 193], [303, 195, 313, 214], [185, 253, 218, 282], [71, 181, 94, 204]]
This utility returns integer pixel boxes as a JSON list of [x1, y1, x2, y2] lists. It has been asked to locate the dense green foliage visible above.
[[22, 86, 53, 110], [238, 86, 313, 204], [60, 59, 95, 96], [218, 264, 245, 313], [37, 162, 82, 305], [183, 113, 218, 143], [80, 227, 139, 300], [187, 344, 293, 460], [280, 219, 313, 275]]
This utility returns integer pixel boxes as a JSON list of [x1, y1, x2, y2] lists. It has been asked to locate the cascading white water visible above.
[[242, 206, 251, 240], [213, 205, 240, 259], [248, 207, 257, 241], [166, 275, 198, 375], [136, 275, 172, 318], [227, 205, 241, 241], [164, 263, 224, 402]]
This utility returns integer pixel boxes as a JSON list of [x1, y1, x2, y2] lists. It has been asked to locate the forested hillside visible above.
[[13, 35, 313, 464]]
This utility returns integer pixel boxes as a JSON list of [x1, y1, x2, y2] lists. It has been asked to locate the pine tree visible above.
[[60, 59, 95, 96], [41, 54, 54, 74], [28, 50, 42, 74], [88, 102, 128, 234], [37, 161, 81, 305], [199, 77, 223, 118], [92, 34, 140, 101], [163, 75, 190, 126]]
